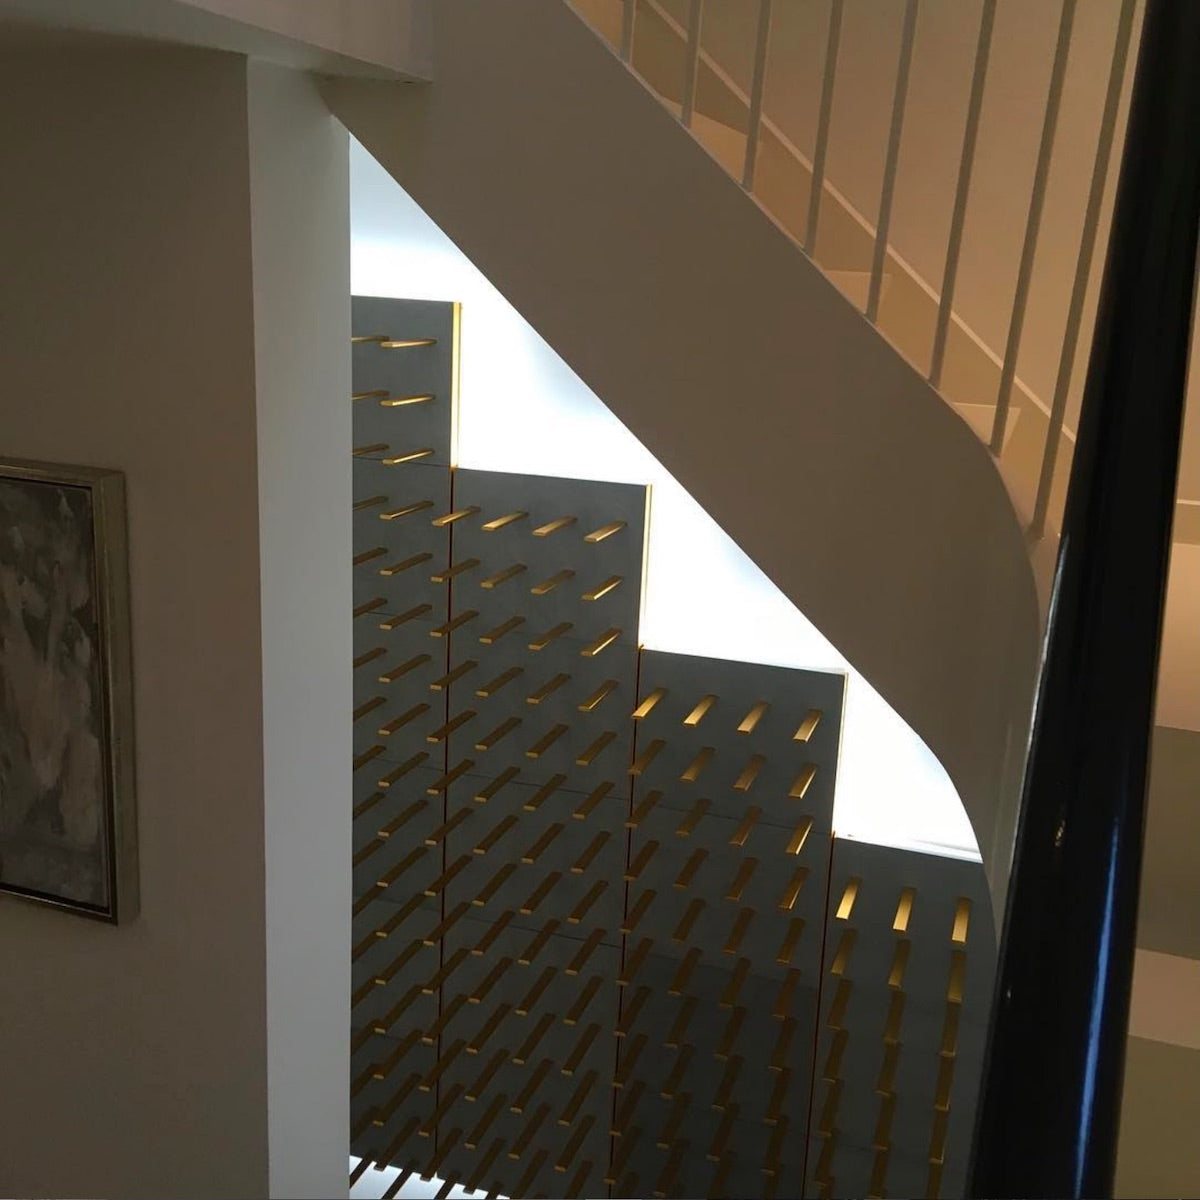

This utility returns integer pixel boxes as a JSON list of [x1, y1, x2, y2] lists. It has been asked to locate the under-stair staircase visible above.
[[349, 296, 995, 1200]]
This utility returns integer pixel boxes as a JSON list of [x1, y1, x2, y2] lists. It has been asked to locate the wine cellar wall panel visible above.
[[348, 295, 996, 1199]]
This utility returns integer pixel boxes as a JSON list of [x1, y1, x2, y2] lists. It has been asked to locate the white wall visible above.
[[0, 40, 349, 1199], [249, 64, 352, 1199]]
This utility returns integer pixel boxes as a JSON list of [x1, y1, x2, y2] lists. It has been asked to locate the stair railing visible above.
[[572, 0, 1141, 543], [968, 0, 1200, 1193]]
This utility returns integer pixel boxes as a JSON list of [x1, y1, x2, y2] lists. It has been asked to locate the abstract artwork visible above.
[[0, 459, 136, 922]]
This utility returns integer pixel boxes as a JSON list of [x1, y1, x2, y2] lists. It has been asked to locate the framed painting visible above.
[[0, 458, 137, 922]]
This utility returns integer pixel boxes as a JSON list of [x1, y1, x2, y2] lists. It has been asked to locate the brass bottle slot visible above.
[[573, 780, 614, 819], [765, 1068, 791, 1125], [683, 694, 718, 726], [512, 1149, 550, 1195], [478, 615, 525, 645], [425, 758, 476, 795], [576, 730, 617, 767], [382, 448, 435, 466], [729, 805, 761, 848], [929, 1108, 950, 1164], [354, 546, 387, 567], [565, 927, 606, 976], [354, 493, 389, 513], [668, 948, 701, 997], [558, 1068, 599, 1124], [379, 392, 435, 407], [733, 753, 765, 792], [823, 1028, 848, 1081], [379, 654, 431, 684], [530, 569, 575, 596], [725, 904, 757, 956], [883, 992, 906, 1044], [836, 877, 861, 921], [708, 1104, 739, 1161], [712, 1054, 743, 1110], [562, 1022, 601, 1076], [465, 1138, 505, 1193], [466, 1002, 511, 1055], [654, 1139, 687, 1194], [475, 665, 523, 697], [424, 810, 471, 848], [615, 985, 652, 1038], [517, 918, 560, 966], [765, 1114, 789, 1175], [606, 1129, 641, 1185], [470, 956, 513, 1005], [352, 442, 389, 457], [613, 1032, 648, 1088], [571, 831, 610, 875], [525, 772, 568, 811], [829, 928, 858, 977], [789, 763, 818, 799], [515, 968, 556, 1017], [529, 621, 573, 651], [472, 859, 516, 902], [582, 575, 623, 601], [481, 510, 529, 532], [578, 679, 619, 712], [876, 1041, 900, 1096], [626, 788, 662, 828], [667, 1051, 696, 1104], [738, 700, 770, 734], [817, 1078, 842, 1136], [564, 975, 604, 1027], [888, 939, 912, 990], [351, 388, 389, 399], [719, 958, 751, 1009], [676, 797, 710, 837], [620, 889, 656, 934], [532, 515, 577, 537], [787, 816, 815, 855], [379, 336, 437, 349], [474, 715, 521, 751], [568, 879, 607, 924], [629, 738, 665, 776], [370, 937, 422, 986], [430, 659, 477, 691], [431, 506, 480, 527], [681, 745, 715, 783], [526, 723, 569, 758], [427, 709, 476, 744], [775, 969, 801, 1021], [675, 847, 707, 889], [423, 853, 471, 896], [631, 687, 667, 720], [584, 520, 627, 543], [715, 1005, 746, 1059], [617, 936, 653, 986], [893, 885, 916, 932], [624, 841, 658, 882], [378, 751, 429, 790], [379, 552, 434, 578], [521, 823, 565, 865], [430, 610, 479, 638], [794, 708, 823, 741], [481, 563, 527, 589], [379, 602, 432, 630], [665, 997, 697, 1049], [940, 1002, 961, 1058], [431, 558, 480, 584], [465, 1087, 507, 1144], [354, 787, 386, 821], [935, 1055, 955, 1111], [474, 815, 517, 856], [952, 896, 971, 944], [471, 907, 513, 952], [421, 899, 470, 944], [779, 865, 810, 911], [947, 949, 967, 1003], [421, 993, 468, 1046], [380, 500, 435, 522], [778, 918, 806, 966], [354, 695, 385, 722], [657, 1093, 689, 1150], [354, 596, 386, 619], [519, 870, 563, 915], [770, 1016, 797, 1072], [527, 672, 570, 704], [673, 898, 704, 942], [421, 946, 469, 995], [474, 765, 519, 803], [418, 1081, 463, 1139], [580, 627, 621, 657], [555, 1114, 596, 1174]]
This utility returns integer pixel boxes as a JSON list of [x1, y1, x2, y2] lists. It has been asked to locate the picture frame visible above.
[[0, 458, 137, 922]]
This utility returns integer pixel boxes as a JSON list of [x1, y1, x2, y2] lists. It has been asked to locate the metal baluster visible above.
[[929, 0, 995, 389], [867, 0, 920, 323], [742, 0, 774, 191], [989, 0, 1076, 454], [804, 0, 844, 254], [1031, 0, 1138, 538], [681, 0, 704, 129]]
